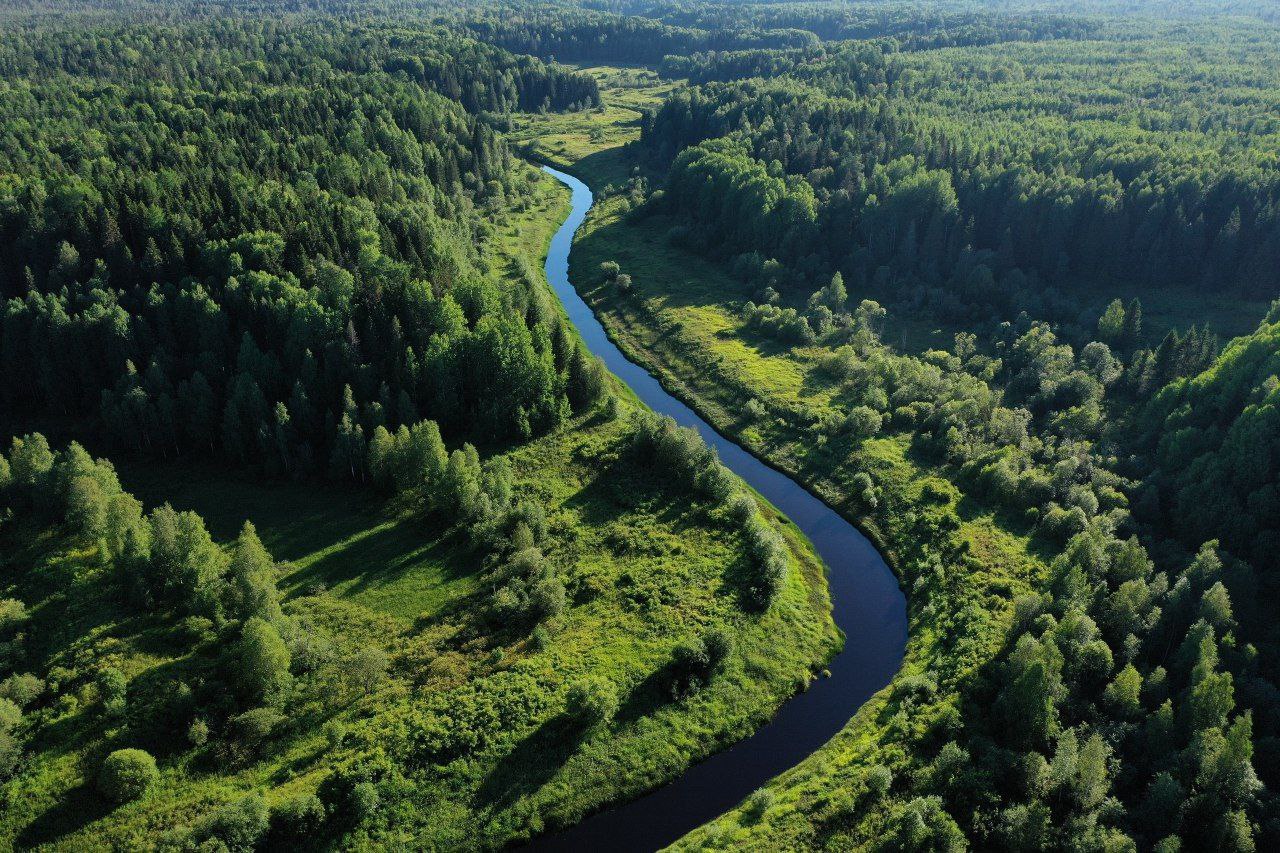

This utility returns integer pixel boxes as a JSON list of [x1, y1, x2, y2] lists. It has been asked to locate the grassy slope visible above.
[[510, 69, 1056, 848], [0, 166, 837, 850]]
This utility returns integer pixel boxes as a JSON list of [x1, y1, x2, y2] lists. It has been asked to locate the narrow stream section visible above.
[[527, 167, 908, 852]]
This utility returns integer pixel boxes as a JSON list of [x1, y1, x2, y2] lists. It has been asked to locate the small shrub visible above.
[[844, 406, 883, 440], [0, 730, 19, 780], [268, 792, 325, 846], [98, 748, 158, 803], [0, 698, 21, 732], [565, 676, 619, 727], [726, 493, 755, 526], [864, 764, 893, 799], [173, 615, 215, 645], [350, 782, 380, 825], [187, 718, 209, 747], [98, 667, 127, 717], [347, 646, 389, 695], [696, 462, 737, 503], [527, 576, 566, 624], [743, 787, 774, 823], [1040, 503, 1089, 541], [0, 599, 26, 632], [852, 472, 878, 508], [323, 719, 347, 750], [194, 794, 269, 851], [669, 629, 733, 699], [920, 480, 952, 505], [703, 626, 734, 671], [0, 673, 44, 707], [229, 706, 286, 757]]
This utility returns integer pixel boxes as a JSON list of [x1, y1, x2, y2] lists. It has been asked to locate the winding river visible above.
[[527, 167, 908, 851]]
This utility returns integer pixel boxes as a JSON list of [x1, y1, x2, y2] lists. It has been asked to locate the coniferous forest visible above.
[[1, 0, 1279, 850]]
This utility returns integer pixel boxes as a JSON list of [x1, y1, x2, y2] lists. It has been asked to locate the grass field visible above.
[[0, 163, 839, 850], [505, 66, 678, 187]]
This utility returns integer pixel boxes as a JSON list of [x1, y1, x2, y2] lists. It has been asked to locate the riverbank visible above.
[[561, 173, 1049, 850], [522, 169, 904, 850], [495, 64, 1050, 849]]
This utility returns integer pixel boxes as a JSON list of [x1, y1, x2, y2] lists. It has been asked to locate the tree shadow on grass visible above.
[[17, 779, 114, 849], [281, 515, 476, 602], [561, 449, 705, 535], [613, 662, 676, 727], [475, 714, 589, 813], [567, 147, 636, 189]]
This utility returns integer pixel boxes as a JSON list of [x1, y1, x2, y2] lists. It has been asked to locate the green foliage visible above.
[[643, 23, 1280, 322], [0, 698, 21, 733], [564, 676, 619, 727], [97, 667, 128, 718], [1136, 314, 1280, 571], [0, 16, 600, 460], [669, 628, 733, 699], [880, 795, 966, 853], [238, 618, 292, 706], [267, 793, 325, 847], [0, 673, 43, 708], [539, 18, 1280, 846], [97, 748, 158, 804], [227, 522, 281, 624], [0, 399, 830, 848], [187, 794, 269, 852]]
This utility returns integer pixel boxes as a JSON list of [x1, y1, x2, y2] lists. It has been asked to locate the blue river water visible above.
[[525, 167, 908, 851]]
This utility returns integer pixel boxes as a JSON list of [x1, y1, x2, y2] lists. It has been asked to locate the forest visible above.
[[2, 0, 1279, 850]]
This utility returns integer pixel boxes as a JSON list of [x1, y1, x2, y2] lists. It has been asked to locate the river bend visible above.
[[526, 167, 908, 851]]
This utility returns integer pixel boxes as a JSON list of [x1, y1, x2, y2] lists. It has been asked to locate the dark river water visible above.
[[525, 167, 908, 851]]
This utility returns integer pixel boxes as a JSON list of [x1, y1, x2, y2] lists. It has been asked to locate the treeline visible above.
[[1132, 304, 1280, 575], [452, 0, 1109, 69], [0, 18, 598, 113], [0, 18, 607, 475], [629, 0, 1106, 50], [456, 6, 817, 66], [641, 26, 1280, 323]]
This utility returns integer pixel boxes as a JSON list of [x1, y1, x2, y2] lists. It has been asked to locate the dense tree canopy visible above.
[[0, 16, 604, 469], [643, 31, 1280, 326]]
